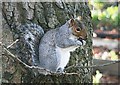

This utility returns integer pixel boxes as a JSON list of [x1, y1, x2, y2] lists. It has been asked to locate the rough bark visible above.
[[2, 1, 93, 83]]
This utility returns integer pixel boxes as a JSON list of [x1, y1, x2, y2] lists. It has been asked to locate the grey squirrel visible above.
[[19, 16, 87, 73]]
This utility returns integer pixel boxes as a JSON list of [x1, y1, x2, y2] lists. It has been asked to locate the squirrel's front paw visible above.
[[82, 40, 86, 45], [76, 40, 83, 45], [76, 39, 86, 46]]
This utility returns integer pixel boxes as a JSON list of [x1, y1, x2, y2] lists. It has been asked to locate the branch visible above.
[[1, 42, 52, 75], [66, 60, 120, 69], [1, 42, 79, 76], [7, 39, 19, 48], [3, 40, 119, 76], [78, 60, 120, 68], [4, 47, 52, 75]]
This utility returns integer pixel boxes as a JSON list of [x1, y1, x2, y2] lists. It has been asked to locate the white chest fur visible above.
[[56, 46, 79, 70]]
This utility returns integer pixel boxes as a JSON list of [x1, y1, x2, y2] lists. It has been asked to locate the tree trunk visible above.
[[2, 1, 93, 83]]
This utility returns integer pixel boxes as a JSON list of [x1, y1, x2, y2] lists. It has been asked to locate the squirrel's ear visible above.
[[69, 19, 76, 27]]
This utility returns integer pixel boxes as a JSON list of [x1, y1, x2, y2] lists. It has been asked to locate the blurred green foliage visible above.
[[89, 0, 119, 29]]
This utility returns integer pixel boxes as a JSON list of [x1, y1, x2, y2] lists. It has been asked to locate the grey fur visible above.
[[39, 20, 84, 72]]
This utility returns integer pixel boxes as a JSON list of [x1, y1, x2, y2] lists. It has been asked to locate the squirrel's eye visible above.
[[76, 27, 81, 31]]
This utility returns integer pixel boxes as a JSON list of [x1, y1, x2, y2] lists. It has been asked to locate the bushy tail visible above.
[[19, 23, 44, 66]]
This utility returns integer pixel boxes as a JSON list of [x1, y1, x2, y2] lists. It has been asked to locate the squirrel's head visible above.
[[69, 16, 87, 40]]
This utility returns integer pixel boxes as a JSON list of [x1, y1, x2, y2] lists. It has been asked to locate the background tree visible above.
[[2, 1, 93, 83]]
